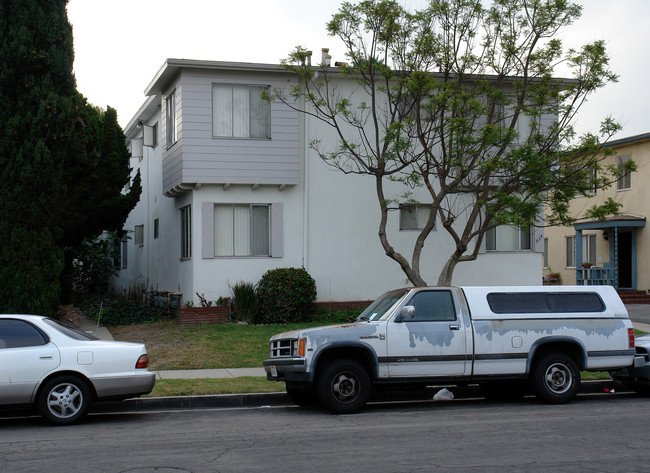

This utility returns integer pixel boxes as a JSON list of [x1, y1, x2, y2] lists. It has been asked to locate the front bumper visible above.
[[263, 358, 309, 382]]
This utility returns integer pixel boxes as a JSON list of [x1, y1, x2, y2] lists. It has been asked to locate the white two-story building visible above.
[[112, 58, 544, 305]]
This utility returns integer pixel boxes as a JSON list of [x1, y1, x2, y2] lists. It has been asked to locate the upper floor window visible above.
[[617, 154, 631, 190], [399, 204, 434, 231], [212, 84, 270, 139], [166, 91, 177, 147], [486, 225, 531, 251], [134, 225, 144, 247], [214, 204, 270, 256]]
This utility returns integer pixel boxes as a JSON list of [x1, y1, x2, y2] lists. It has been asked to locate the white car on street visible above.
[[0, 314, 155, 425]]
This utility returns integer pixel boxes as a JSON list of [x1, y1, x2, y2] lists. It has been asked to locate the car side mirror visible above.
[[396, 305, 415, 322]]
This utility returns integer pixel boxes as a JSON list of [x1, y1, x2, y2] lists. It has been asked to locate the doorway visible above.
[[617, 231, 632, 289]]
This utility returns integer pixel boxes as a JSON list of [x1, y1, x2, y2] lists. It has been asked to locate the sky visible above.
[[67, 0, 650, 139]]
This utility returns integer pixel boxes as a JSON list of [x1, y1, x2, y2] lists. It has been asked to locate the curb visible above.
[[90, 380, 624, 414]]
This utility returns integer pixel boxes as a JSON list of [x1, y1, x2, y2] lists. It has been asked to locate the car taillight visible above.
[[629, 328, 635, 349], [136, 354, 149, 369]]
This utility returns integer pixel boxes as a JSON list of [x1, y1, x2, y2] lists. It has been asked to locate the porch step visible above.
[[617, 290, 650, 304]]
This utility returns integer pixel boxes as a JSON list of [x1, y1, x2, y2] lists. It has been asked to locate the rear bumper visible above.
[[91, 372, 156, 400]]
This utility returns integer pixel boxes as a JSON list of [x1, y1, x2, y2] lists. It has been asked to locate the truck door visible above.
[[386, 289, 469, 377]]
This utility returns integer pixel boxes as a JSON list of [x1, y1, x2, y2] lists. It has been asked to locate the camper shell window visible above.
[[487, 292, 605, 314]]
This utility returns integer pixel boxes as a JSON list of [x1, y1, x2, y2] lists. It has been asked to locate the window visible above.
[[212, 84, 270, 139], [153, 218, 159, 239], [486, 225, 531, 251], [565, 234, 596, 268], [405, 290, 456, 321], [617, 154, 631, 190], [166, 91, 176, 147], [152, 122, 158, 148], [487, 292, 604, 314], [180, 205, 191, 259], [0, 319, 49, 348], [134, 225, 144, 247], [121, 241, 128, 268], [214, 204, 270, 256], [399, 204, 434, 230], [543, 238, 549, 268]]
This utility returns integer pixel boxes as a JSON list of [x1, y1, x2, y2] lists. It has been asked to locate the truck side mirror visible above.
[[396, 305, 415, 322]]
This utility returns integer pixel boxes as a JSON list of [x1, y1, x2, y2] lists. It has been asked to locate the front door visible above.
[[617, 231, 633, 289], [386, 289, 468, 377]]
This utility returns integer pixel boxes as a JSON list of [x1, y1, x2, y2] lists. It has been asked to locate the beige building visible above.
[[544, 132, 649, 294]]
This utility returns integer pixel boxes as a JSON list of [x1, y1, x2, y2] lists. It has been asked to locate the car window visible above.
[[43, 318, 98, 341], [406, 290, 456, 321], [0, 319, 49, 348]]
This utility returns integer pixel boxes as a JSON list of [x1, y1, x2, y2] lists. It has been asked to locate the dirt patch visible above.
[[57, 305, 82, 328]]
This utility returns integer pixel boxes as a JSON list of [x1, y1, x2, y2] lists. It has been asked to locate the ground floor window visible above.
[[565, 234, 596, 268], [214, 204, 270, 256], [180, 205, 191, 259]]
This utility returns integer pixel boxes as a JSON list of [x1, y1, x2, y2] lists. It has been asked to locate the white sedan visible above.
[[0, 314, 155, 425]]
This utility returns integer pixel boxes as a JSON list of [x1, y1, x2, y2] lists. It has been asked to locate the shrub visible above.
[[311, 308, 364, 324], [255, 267, 317, 324], [230, 281, 257, 323], [98, 299, 167, 326]]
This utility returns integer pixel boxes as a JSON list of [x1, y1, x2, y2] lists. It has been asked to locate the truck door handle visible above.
[[449, 325, 460, 331], [40, 355, 53, 359]]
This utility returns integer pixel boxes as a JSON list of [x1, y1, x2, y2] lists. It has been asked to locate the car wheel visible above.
[[38, 376, 92, 426], [316, 359, 370, 414], [286, 382, 318, 407], [530, 352, 580, 404]]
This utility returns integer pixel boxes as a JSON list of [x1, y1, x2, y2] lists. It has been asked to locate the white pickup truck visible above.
[[263, 285, 645, 413]]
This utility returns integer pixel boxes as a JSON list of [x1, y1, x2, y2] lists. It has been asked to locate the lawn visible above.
[[109, 320, 323, 370]]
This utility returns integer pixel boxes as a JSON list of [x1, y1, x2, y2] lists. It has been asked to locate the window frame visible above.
[[486, 225, 532, 251], [214, 203, 271, 257], [180, 205, 191, 260], [212, 83, 271, 139], [166, 90, 177, 147], [399, 203, 435, 231], [134, 225, 144, 247], [617, 154, 631, 190]]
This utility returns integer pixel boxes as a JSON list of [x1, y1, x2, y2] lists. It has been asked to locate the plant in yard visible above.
[[256, 267, 317, 324], [185, 300, 194, 308], [196, 293, 213, 307], [230, 281, 258, 323]]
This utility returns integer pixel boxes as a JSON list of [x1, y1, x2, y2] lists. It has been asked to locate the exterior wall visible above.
[[161, 68, 300, 194], [544, 135, 649, 290], [112, 60, 545, 306]]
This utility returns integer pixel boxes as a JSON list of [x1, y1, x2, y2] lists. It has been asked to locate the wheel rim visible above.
[[330, 371, 359, 403], [47, 383, 84, 419], [544, 362, 572, 394]]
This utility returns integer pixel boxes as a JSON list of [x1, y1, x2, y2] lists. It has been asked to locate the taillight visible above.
[[629, 328, 635, 349], [136, 354, 149, 369]]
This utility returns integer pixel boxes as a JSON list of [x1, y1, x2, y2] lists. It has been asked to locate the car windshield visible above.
[[43, 318, 98, 341], [356, 289, 410, 322]]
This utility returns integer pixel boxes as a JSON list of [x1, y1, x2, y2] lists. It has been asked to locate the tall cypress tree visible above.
[[0, 0, 77, 314]]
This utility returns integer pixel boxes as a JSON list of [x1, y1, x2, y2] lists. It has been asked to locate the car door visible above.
[[0, 319, 61, 404], [386, 289, 469, 377]]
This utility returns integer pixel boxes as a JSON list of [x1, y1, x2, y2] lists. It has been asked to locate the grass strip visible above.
[[145, 377, 286, 397]]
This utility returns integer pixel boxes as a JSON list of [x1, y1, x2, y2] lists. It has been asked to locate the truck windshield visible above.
[[356, 289, 409, 322]]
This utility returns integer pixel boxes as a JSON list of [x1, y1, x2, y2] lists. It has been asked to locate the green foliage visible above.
[[230, 281, 258, 323], [310, 308, 364, 324], [99, 299, 167, 326], [271, 0, 625, 287], [255, 268, 317, 324], [0, 0, 76, 315], [69, 232, 129, 294]]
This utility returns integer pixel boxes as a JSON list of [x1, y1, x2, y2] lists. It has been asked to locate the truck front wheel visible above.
[[316, 359, 370, 414], [531, 352, 580, 404]]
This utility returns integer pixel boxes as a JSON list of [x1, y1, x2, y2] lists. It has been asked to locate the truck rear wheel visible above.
[[531, 352, 580, 404], [316, 359, 370, 414]]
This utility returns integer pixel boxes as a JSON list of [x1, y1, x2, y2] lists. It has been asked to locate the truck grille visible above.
[[269, 339, 296, 358]]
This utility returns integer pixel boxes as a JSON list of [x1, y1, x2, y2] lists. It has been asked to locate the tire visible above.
[[286, 382, 318, 407], [316, 359, 371, 414], [530, 352, 580, 404], [37, 375, 92, 426]]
